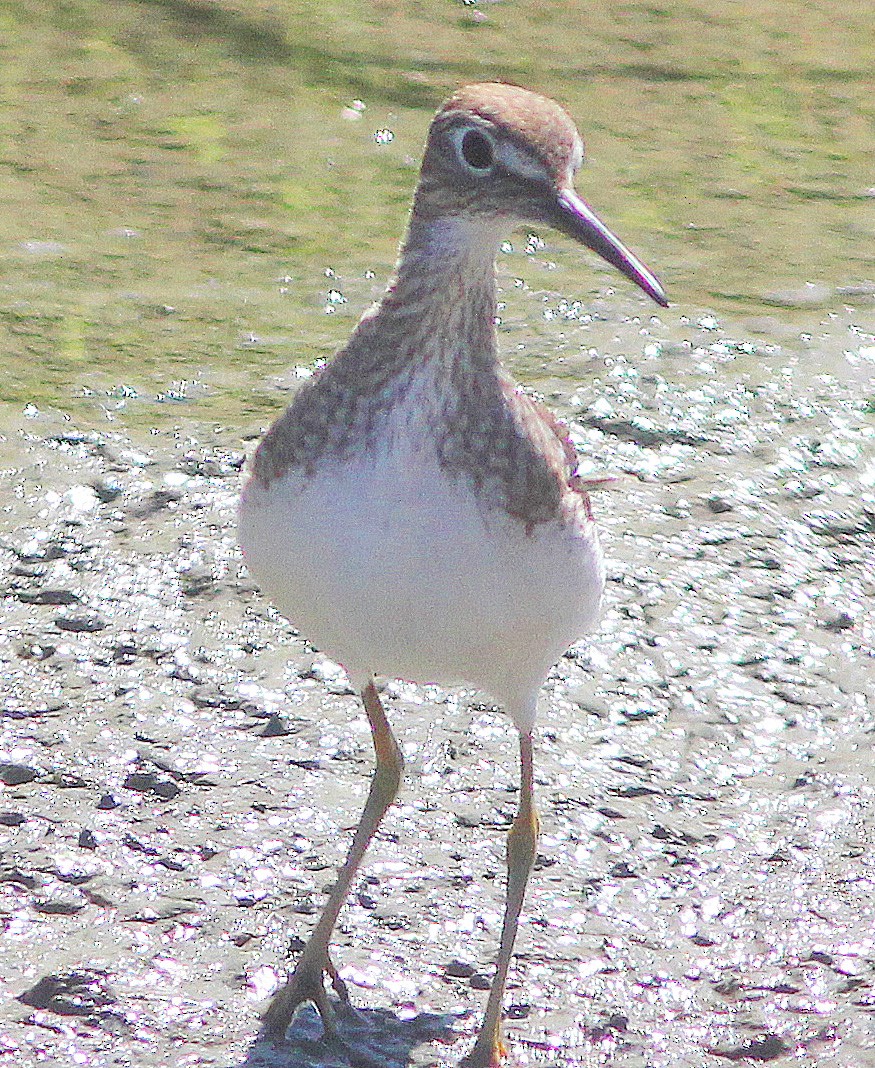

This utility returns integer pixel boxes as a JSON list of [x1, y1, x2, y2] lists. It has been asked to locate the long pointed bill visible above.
[[551, 188, 668, 307]]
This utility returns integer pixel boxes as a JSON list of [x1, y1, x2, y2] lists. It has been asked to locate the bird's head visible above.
[[413, 82, 667, 307]]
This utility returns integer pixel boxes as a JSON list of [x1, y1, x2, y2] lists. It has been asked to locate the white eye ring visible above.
[[451, 125, 496, 174]]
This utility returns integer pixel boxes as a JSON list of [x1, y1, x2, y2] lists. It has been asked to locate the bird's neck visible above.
[[352, 215, 505, 374]]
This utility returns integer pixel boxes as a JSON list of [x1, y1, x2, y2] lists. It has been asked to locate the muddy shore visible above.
[[2, 300, 874, 1067]]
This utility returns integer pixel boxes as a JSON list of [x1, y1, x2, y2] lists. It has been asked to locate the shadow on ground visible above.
[[237, 1002, 456, 1068]]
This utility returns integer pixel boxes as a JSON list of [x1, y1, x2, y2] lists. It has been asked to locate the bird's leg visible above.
[[461, 729, 538, 1068], [263, 679, 403, 1041]]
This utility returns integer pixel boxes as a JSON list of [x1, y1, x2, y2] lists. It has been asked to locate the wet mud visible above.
[[1, 303, 873, 1067]]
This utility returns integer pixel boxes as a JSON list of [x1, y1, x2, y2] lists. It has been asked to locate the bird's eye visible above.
[[459, 128, 495, 172]]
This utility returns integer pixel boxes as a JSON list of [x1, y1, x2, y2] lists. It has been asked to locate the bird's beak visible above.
[[550, 187, 668, 307]]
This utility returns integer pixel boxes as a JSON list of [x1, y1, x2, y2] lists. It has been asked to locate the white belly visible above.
[[238, 431, 603, 728]]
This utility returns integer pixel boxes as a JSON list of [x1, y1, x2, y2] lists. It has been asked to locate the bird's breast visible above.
[[238, 406, 603, 707]]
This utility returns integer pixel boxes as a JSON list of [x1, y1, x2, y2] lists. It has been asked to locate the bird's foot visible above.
[[262, 948, 351, 1042]]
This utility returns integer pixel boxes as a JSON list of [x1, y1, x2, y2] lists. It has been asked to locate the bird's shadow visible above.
[[235, 1001, 458, 1068]]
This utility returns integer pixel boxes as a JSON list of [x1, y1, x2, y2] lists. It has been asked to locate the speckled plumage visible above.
[[238, 83, 666, 1066], [251, 250, 579, 530], [249, 85, 597, 529]]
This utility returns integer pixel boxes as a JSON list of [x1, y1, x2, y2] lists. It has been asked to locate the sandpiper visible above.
[[238, 82, 667, 1066]]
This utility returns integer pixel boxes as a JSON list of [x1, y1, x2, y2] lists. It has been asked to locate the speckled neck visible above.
[[250, 215, 505, 485], [360, 214, 504, 374], [250, 209, 573, 530]]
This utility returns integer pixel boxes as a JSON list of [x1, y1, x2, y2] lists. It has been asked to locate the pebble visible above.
[[17, 970, 114, 1014], [34, 895, 85, 915], [581, 413, 706, 447], [54, 609, 107, 633], [77, 829, 98, 849], [819, 609, 855, 632], [179, 449, 246, 477], [16, 641, 57, 661], [804, 510, 873, 538], [122, 772, 181, 800], [92, 477, 124, 503], [444, 960, 476, 979], [14, 587, 80, 605], [260, 714, 290, 737], [0, 763, 38, 786], [704, 494, 733, 513]]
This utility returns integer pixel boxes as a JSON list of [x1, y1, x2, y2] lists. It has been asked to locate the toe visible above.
[[261, 962, 338, 1041]]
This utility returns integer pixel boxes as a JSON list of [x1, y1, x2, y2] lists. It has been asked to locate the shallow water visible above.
[[1, 0, 873, 425], [1, 3, 874, 1067]]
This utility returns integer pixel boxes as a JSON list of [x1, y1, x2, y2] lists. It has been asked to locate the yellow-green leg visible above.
[[461, 729, 538, 1067], [263, 679, 403, 1041]]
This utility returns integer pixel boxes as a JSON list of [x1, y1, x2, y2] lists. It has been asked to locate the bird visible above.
[[238, 82, 667, 1067]]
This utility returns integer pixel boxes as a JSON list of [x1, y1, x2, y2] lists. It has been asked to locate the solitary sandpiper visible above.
[[238, 82, 667, 1067]]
